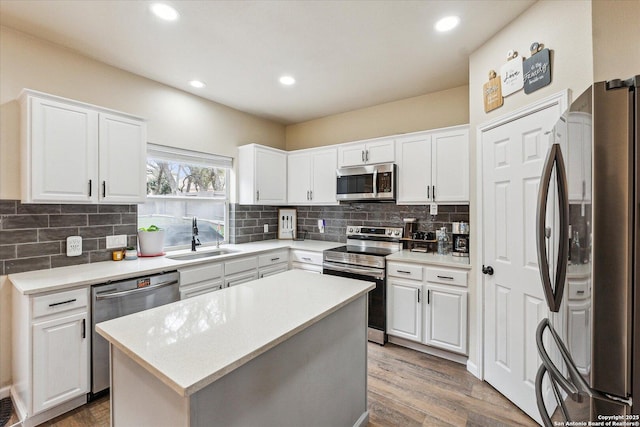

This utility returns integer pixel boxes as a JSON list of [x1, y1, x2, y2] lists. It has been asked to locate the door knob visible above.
[[482, 265, 494, 275]]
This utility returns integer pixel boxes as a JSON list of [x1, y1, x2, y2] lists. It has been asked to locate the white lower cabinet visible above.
[[289, 249, 324, 274], [387, 278, 422, 341], [387, 261, 468, 355], [178, 262, 224, 299], [424, 284, 467, 354], [33, 311, 88, 412], [13, 287, 90, 426]]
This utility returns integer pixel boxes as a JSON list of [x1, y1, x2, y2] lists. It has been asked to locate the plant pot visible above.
[[137, 230, 165, 256]]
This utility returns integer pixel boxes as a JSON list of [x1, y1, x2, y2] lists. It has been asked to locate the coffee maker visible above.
[[451, 222, 469, 257]]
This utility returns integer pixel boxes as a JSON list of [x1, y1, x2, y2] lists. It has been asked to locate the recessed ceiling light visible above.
[[150, 3, 179, 21], [279, 75, 296, 86], [435, 16, 460, 32], [189, 80, 206, 88]]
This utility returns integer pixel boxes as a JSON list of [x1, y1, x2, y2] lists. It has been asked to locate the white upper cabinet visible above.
[[20, 90, 147, 204], [337, 137, 394, 167], [238, 144, 287, 205], [396, 125, 469, 204], [99, 114, 147, 203], [288, 148, 337, 205]]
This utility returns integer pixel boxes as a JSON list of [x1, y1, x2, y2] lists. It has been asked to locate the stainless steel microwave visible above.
[[336, 163, 396, 201]]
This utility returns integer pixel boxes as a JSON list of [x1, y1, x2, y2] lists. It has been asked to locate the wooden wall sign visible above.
[[523, 42, 552, 94], [483, 70, 503, 113], [500, 50, 524, 97]]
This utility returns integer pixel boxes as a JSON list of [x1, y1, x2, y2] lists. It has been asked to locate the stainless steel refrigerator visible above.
[[535, 76, 639, 425]]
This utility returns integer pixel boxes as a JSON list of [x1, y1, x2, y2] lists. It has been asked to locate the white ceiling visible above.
[[0, 0, 535, 125]]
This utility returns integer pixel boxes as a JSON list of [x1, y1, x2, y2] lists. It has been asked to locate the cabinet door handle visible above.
[[102, 181, 106, 198], [427, 289, 431, 304], [48, 298, 76, 307], [362, 150, 365, 163], [417, 289, 421, 303], [256, 190, 260, 201], [88, 180, 92, 197], [82, 318, 86, 339], [427, 186, 430, 199], [366, 150, 369, 162], [433, 185, 436, 200], [306, 190, 310, 200], [310, 190, 313, 200], [437, 275, 454, 280]]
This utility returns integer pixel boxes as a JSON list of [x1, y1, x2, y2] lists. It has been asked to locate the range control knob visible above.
[[386, 230, 392, 236], [348, 227, 353, 233], [394, 230, 401, 236]]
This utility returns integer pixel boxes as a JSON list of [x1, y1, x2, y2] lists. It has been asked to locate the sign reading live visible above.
[[523, 48, 552, 94], [500, 54, 524, 97]]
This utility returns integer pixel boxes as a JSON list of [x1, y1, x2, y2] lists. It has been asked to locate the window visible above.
[[138, 144, 232, 250]]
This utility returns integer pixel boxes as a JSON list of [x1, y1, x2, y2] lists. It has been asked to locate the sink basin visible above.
[[166, 249, 236, 261]]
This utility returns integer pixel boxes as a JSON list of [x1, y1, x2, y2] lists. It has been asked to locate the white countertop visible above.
[[96, 270, 374, 397], [386, 250, 472, 269], [9, 239, 342, 295]]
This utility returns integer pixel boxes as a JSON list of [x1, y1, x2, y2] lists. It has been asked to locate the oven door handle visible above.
[[323, 262, 384, 279]]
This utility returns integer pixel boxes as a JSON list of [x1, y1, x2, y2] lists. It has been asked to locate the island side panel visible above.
[[190, 295, 369, 427], [111, 345, 190, 426]]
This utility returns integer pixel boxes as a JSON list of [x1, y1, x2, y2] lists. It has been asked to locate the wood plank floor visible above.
[[20, 342, 536, 426]]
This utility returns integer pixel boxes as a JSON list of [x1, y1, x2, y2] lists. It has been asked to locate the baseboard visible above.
[[466, 360, 481, 379], [0, 385, 10, 399], [387, 336, 468, 365], [353, 410, 369, 427]]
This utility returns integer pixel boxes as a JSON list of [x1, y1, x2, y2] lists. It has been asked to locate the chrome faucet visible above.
[[191, 217, 201, 251]]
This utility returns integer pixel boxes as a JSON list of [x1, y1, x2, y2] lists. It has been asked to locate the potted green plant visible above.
[[137, 225, 165, 256]]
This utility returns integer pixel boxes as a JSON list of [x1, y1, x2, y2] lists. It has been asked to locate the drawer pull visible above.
[[397, 270, 412, 274], [417, 289, 421, 303], [49, 298, 77, 307], [271, 257, 280, 262], [302, 257, 312, 262], [82, 318, 86, 339], [427, 289, 431, 304], [576, 290, 585, 294], [437, 275, 454, 280]]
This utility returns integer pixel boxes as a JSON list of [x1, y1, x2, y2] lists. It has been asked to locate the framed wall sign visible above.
[[278, 208, 297, 240], [523, 43, 552, 94], [500, 50, 524, 97]]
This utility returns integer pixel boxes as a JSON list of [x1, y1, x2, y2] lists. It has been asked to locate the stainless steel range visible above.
[[323, 225, 403, 344]]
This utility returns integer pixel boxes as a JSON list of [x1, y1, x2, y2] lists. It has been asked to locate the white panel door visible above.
[[310, 149, 337, 204], [287, 152, 312, 204], [432, 127, 469, 203], [424, 284, 467, 354], [30, 97, 98, 203], [482, 105, 560, 422], [33, 312, 88, 413], [395, 134, 432, 204], [386, 279, 422, 342], [99, 113, 147, 203]]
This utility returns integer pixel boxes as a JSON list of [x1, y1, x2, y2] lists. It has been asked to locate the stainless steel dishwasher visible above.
[[91, 271, 179, 396]]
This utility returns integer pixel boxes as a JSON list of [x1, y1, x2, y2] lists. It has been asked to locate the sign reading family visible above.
[[523, 42, 552, 94]]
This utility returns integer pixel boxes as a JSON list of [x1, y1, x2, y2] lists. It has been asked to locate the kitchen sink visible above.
[[166, 248, 236, 261]]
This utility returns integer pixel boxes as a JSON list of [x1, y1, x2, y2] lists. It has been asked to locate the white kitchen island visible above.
[[96, 270, 374, 427]]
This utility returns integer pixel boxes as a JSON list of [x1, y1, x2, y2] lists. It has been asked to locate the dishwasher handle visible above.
[[95, 279, 178, 300]]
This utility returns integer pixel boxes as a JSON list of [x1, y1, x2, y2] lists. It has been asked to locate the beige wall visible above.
[[0, 26, 286, 201], [468, 0, 594, 373], [592, 0, 640, 82], [285, 85, 469, 150], [0, 25, 286, 389]]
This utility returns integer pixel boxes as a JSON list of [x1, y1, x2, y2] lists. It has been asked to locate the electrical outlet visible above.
[[430, 203, 438, 216], [66, 236, 82, 257], [264, 224, 269, 233], [106, 234, 127, 249]]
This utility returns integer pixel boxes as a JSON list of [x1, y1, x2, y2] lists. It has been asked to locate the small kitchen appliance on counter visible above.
[[451, 222, 470, 257]]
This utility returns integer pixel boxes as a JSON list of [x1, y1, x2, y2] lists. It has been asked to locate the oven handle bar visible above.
[[323, 262, 385, 279]]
